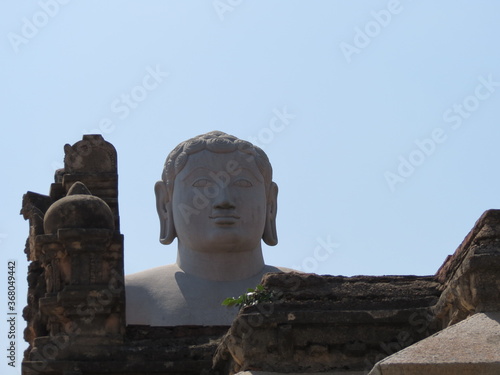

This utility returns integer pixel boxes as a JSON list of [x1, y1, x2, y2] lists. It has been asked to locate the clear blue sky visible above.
[[2, 1, 500, 373]]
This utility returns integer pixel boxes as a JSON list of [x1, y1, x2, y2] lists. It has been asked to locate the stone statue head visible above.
[[155, 131, 278, 254]]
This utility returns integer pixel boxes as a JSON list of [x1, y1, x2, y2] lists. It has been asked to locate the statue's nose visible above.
[[213, 186, 235, 210]]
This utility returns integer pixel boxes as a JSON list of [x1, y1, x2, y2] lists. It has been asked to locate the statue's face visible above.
[[171, 150, 267, 253]]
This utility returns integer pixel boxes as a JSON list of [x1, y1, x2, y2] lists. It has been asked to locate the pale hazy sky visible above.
[[2, 2, 500, 373]]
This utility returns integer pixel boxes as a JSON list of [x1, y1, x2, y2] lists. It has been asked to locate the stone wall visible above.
[[213, 210, 500, 374], [213, 273, 441, 374], [434, 209, 500, 327], [23, 325, 227, 375], [20, 135, 500, 375]]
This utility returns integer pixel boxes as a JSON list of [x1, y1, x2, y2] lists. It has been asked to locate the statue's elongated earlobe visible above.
[[263, 182, 278, 246], [155, 181, 176, 244]]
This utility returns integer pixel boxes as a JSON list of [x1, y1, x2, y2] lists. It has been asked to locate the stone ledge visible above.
[[434, 210, 500, 327], [436, 209, 500, 283], [369, 312, 500, 375]]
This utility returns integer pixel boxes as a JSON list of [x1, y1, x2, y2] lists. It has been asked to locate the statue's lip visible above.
[[209, 214, 240, 225], [209, 214, 240, 219]]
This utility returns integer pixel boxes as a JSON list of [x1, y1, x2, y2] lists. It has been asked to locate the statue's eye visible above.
[[233, 179, 253, 187], [192, 178, 212, 187]]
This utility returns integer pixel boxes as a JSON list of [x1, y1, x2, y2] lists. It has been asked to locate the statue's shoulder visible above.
[[126, 264, 180, 284], [125, 264, 187, 325], [125, 264, 183, 301]]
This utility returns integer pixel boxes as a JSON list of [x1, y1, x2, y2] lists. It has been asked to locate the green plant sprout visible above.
[[222, 284, 279, 308]]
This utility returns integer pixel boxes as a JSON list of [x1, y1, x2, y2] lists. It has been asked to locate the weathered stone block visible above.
[[213, 273, 441, 374], [369, 312, 500, 375]]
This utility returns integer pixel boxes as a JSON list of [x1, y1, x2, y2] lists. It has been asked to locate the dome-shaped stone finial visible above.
[[43, 182, 115, 235], [67, 181, 92, 196]]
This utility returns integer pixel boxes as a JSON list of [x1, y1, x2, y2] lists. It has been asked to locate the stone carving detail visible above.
[[20, 134, 500, 375], [57, 134, 120, 231], [64, 134, 117, 174], [22, 136, 125, 375]]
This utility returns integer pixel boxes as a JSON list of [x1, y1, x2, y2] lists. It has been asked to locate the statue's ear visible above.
[[155, 181, 176, 244], [263, 182, 278, 246]]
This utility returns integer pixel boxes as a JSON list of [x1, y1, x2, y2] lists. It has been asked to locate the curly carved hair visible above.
[[162, 131, 273, 197]]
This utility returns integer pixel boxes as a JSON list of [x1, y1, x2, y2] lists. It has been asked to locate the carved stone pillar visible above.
[[22, 135, 125, 375]]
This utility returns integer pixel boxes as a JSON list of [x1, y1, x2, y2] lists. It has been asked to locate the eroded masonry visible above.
[[21, 135, 500, 375]]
